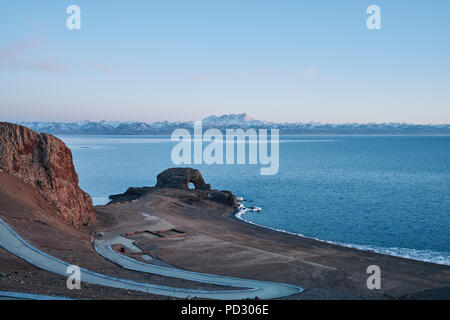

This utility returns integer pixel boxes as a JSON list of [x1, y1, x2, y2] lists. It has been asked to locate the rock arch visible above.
[[155, 168, 211, 190]]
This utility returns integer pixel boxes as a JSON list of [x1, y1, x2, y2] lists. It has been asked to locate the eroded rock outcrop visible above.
[[156, 168, 211, 190], [110, 168, 238, 209], [0, 122, 95, 228]]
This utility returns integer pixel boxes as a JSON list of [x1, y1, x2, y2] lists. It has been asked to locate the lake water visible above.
[[60, 135, 450, 265]]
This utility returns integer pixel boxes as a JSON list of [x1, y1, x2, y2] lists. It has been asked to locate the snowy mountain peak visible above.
[[203, 113, 252, 121], [202, 113, 266, 126], [14, 115, 450, 135]]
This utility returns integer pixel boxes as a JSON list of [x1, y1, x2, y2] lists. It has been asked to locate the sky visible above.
[[0, 0, 449, 124]]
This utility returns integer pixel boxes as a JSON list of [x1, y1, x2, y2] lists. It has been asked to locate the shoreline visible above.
[[233, 204, 450, 267], [95, 188, 450, 299], [94, 194, 450, 268]]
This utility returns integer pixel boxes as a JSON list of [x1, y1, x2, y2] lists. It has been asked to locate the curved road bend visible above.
[[0, 218, 302, 299]]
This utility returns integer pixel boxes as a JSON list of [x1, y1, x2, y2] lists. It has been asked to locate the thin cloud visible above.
[[22, 62, 65, 73], [187, 74, 222, 82], [92, 64, 112, 73], [187, 76, 205, 82], [235, 73, 264, 83], [0, 36, 44, 60], [3, 58, 66, 74], [0, 36, 66, 74], [300, 67, 317, 78]]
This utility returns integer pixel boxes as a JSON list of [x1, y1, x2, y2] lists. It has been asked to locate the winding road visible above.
[[0, 218, 302, 299], [0, 291, 71, 300]]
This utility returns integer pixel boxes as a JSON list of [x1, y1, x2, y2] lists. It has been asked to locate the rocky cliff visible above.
[[0, 122, 95, 228]]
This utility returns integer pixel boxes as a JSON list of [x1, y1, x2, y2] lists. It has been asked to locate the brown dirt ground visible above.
[[1, 172, 449, 299], [0, 173, 238, 299]]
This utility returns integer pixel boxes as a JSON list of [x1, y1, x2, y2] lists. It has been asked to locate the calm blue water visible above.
[[60, 135, 450, 265]]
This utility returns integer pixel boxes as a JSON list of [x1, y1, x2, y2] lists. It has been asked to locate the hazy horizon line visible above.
[[6, 116, 450, 126]]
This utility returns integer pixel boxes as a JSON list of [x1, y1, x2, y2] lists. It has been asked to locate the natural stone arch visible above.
[[155, 168, 211, 190]]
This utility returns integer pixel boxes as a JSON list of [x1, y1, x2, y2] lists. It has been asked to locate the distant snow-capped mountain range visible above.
[[16, 113, 450, 135]]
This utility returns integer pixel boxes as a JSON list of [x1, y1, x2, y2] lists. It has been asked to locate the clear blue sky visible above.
[[1, 1, 449, 123]]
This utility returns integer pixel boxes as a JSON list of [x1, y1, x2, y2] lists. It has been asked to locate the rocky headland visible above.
[[109, 167, 238, 209]]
